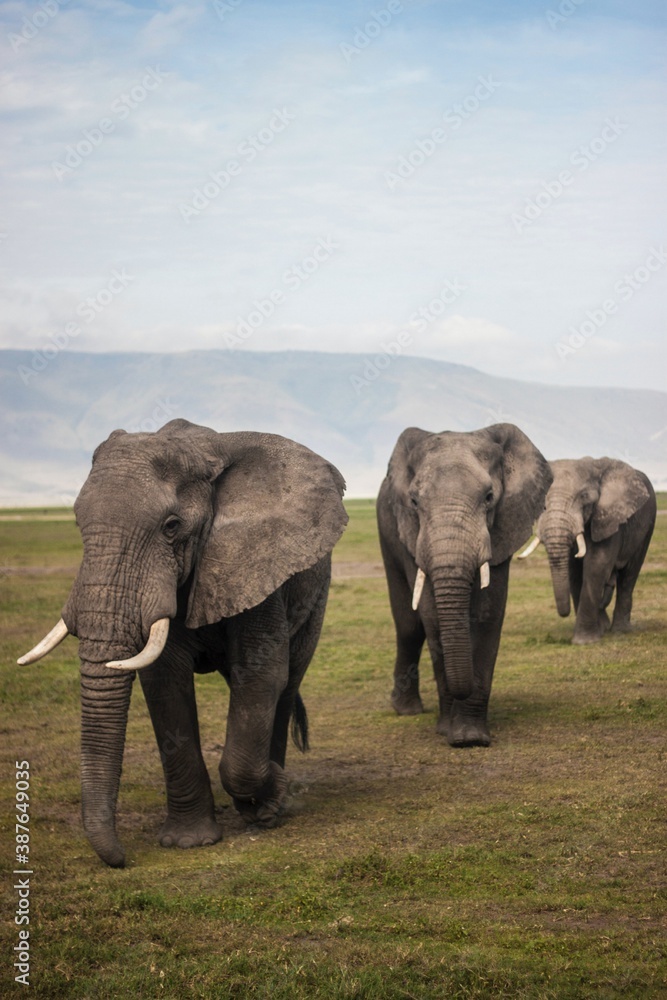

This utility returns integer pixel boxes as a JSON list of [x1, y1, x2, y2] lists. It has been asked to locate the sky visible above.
[[1, 0, 666, 391]]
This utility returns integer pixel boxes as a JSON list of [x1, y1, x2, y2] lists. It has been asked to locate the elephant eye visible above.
[[410, 495, 419, 509], [163, 517, 181, 539], [485, 490, 494, 505]]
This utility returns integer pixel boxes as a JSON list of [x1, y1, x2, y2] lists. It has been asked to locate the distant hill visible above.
[[1, 348, 665, 504]]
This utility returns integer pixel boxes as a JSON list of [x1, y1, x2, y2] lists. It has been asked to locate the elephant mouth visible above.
[[18, 616, 171, 671], [106, 618, 171, 670], [411, 561, 490, 611]]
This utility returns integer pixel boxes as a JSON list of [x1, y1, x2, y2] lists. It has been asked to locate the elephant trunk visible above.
[[548, 546, 572, 617], [430, 570, 474, 701], [540, 506, 579, 618], [63, 542, 176, 868], [80, 663, 134, 868]]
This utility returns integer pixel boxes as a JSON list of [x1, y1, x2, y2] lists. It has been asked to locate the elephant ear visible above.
[[186, 430, 348, 625], [385, 427, 432, 555], [590, 459, 652, 542], [482, 423, 553, 565]]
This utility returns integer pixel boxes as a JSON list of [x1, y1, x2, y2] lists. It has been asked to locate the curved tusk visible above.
[[517, 535, 541, 559], [106, 618, 170, 671], [574, 532, 586, 559], [480, 562, 490, 589], [412, 568, 426, 611], [17, 618, 70, 665]]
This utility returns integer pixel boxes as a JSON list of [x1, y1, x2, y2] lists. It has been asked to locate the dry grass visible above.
[[1, 499, 665, 998]]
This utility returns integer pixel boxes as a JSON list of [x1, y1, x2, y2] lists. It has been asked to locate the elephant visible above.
[[518, 457, 656, 644], [18, 419, 348, 868], [377, 423, 552, 747]]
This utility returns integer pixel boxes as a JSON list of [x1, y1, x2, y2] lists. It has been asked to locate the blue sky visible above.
[[1, 0, 665, 389]]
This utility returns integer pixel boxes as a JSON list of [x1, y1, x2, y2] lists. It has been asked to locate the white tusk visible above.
[[574, 532, 586, 559], [412, 568, 426, 611], [106, 618, 170, 671], [17, 618, 69, 665], [517, 536, 541, 559], [480, 562, 490, 589]]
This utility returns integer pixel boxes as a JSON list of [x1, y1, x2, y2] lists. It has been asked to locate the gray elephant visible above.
[[19, 419, 348, 868], [518, 457, 656, 644], [377, 423, 552, 747]]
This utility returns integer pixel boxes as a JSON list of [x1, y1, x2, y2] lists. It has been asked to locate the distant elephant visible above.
[[519, 457, 656, 644], [377, 423, 552, 747], [19, 419, 348, 868]]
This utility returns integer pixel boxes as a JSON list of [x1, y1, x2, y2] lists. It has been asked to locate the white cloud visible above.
[[0, 1, 664, 391], [138, 2, 205, 53]]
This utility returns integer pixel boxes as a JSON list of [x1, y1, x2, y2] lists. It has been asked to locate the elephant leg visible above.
[[611, 569, 634, 633], [602, 573, 616, 609], [379, 530, 425, 715], [383, 558, 426, 714], [573, 540, 617, 644], [220, 595, 291, 828], [569, 552, 583, 613], [429, 636, 450, 737], [611, 528, 652, 633], [447, 561, 509, 748], [612, 571, 640, 633], [270, 575, 329, 769], [139, 639, 221, 851], [597, 572, 616, 633], [392, 613, 426, 716]]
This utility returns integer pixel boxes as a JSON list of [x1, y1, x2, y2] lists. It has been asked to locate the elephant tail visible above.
[[290, 693, 309, 753]]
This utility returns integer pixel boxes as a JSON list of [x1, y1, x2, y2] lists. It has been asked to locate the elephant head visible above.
[[386, 423, 552, 699], [18, 419, 347, 867], [530, 457, 653, 617]]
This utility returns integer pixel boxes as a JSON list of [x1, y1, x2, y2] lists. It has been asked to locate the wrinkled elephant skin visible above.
[[537, 457, 656, 644], [377, 423, 552, 747], [19, 419, 348, 867]]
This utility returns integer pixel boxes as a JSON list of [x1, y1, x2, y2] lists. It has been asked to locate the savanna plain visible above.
[[1, 498, 666, 998]]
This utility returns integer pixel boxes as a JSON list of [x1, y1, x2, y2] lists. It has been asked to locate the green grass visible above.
[[1, 500, 666, 998], [336, 499, 382, 563]]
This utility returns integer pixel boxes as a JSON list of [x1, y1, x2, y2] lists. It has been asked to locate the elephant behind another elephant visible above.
[[520, 456, 656, 644]]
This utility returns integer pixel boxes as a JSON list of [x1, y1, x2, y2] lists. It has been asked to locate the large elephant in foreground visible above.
[[519, 457, 656, 644], [377, 423, 552, 747], [19, 419, 348, 867]]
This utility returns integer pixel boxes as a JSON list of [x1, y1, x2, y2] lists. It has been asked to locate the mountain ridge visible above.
[[2, 348, 665, 504]]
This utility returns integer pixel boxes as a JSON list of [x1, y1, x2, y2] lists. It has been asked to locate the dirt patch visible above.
[[532, 909, 666, 934]]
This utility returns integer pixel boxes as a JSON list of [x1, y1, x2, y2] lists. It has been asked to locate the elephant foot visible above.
[[233, 762, 288, 829], [611, 617, 632, 634], [391, 689, 424, 715], [159, 814, 223, 850], [446, 717, 491, 748], [572, 631, 601, 645], [234, 798, 283, 828], [435, 713, 449, 737]]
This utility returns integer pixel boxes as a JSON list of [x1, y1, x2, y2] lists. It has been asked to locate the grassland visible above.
[[1, 499, 665, 998]]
